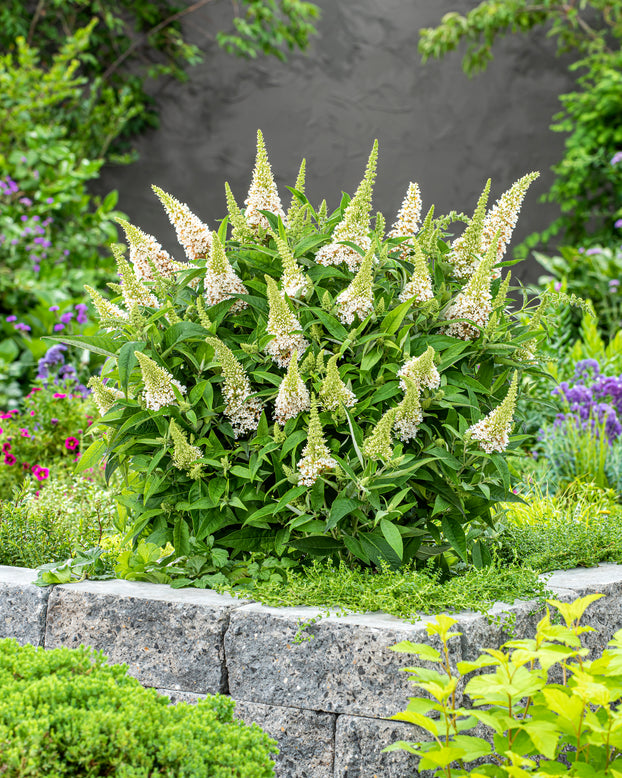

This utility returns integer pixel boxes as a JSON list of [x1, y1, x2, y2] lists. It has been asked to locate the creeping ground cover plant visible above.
[[61, 131, 550, 581]]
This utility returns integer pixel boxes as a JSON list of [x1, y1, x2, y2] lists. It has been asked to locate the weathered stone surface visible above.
[[234, 700, 335, 778], [0, 565, 50, 646], [225, 606, 461, 717], [334, 714, 430, 778], [45, 579, 244, 692], [542, 565, 622, 656], [156, 688, 208, 705]]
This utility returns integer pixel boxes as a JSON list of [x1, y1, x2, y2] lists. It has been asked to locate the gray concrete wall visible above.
[[3, 564, 622, 777], [97, 0, 575, 284]]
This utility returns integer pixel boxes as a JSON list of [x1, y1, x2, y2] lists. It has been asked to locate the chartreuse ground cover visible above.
[[387, 594, 622, 776], [35, 129, 565, 599]]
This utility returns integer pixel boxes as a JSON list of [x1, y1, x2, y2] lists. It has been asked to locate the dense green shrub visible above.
[[497, 478, 622, 572], [419, 1, 622, 252], [64, 131, 550, 580], [0, 639, 277, 776], [386, 594, 622, 776]]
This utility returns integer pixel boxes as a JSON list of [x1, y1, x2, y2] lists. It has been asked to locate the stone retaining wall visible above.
[[2, 564, 622, 777]]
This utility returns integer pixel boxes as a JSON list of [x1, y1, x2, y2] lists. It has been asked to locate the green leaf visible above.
[[380, 299, 413, 335], [379, 518, 404, 561], [289, 536, 342, 556], [441, 514, 467, 561], [173, 518, 191, 557], [74, 439, 106, 474], [325, 496, 359, 532], [118, 341, 144, 393], [43, 334, 118, 358], [310, 308, 349, 341]]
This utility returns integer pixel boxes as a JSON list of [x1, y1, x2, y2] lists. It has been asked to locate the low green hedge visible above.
[[0, 639, 277, 777]]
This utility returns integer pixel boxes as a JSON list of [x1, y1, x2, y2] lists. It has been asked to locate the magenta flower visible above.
[[20, 428, 30, 437], [5, 316, 16, 323], [4, 454, 16, 466], [64, 437, 79, 450], [22, 463, 30, 471], [2, 443, 11, 453], [36, 467, 49, 481], [53, 393, 66, 399]]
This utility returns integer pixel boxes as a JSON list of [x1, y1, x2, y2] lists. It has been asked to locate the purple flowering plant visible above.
[[536, 359, 622, 491]]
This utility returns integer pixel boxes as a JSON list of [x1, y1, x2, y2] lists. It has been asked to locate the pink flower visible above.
[[4, 454, 16, 466], [64, 437, 79, 450], [36, 467, 49, 481], [53, 393, 67, 399], [22, 463, 30, 471], [20, 428, 30, 437], [2, 443, 11, 453], [29, 410, 35, 416]]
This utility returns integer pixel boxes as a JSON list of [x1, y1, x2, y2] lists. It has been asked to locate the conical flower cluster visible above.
[[481, 172, 539, 265], [87, 376, 123, 416], [335, 247, 375, 325], [394, 377, 423, 442], [363, 408, 396, 462], [244, 129, 287, 235], [320, 355, 357, 411], [388, 182, 422, 261], [443, 236, 499, 340], [169, 419, 203, 479], [114, 247, 160, 310], [316, 141, 378, 271], [85, 285, 127, 331], [206, 337, 262, 438], [204, 231, 248, 312], [286, 158, 309, 241], [448, 179, 490, 279], [397, 346, 440, 391], [274, 351, 310, 425], [515, 298, 545, 362], [466, 373, 518, 453], [265, 275, 309, 366], [275, 234, 311, 298], [297, 397, 337, 486], [135, 351, 186, 411], [399, 236, 434, 304], [152, 186, 212, 262], [117, 219, 178, 281], [225, 182, 255, 243]]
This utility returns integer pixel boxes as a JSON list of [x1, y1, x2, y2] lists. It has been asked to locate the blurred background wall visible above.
[[96, 0, 575, 283]]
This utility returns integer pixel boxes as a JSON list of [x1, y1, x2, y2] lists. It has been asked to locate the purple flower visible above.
[[46, 197, 54, 204], [615, 219, 622, 229], [611, 151, 622, 165], [20, 215, 27, 222], [60, 312, 73, 324], [14, 323, 31, 332], [9, 239, 18, 245], [5, 316, 16, 323], [49, 305, 59, 312], [554, 281, 562, 291], [610, 279, 620, 289], [586, 247, 601, 256], [19, 197, 32, 206], [53, 323, 64, 332]]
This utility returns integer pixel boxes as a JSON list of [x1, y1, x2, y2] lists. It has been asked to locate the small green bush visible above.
[[498, 479, 622, 573], [386, 594, 622, 776], [0, 639, 277, 777]]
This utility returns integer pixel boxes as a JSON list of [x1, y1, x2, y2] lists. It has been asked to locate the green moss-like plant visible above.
[[0, 639, 277, 777]]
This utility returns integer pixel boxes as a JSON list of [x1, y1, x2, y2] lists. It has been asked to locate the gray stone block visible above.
[[334, 714, 431, 778], [44, 579, 243, 693], [234, 700, 335, 778], [225, 606, 461, 717], [156, 688, 208, 705], [0, 565, 50, 646]]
